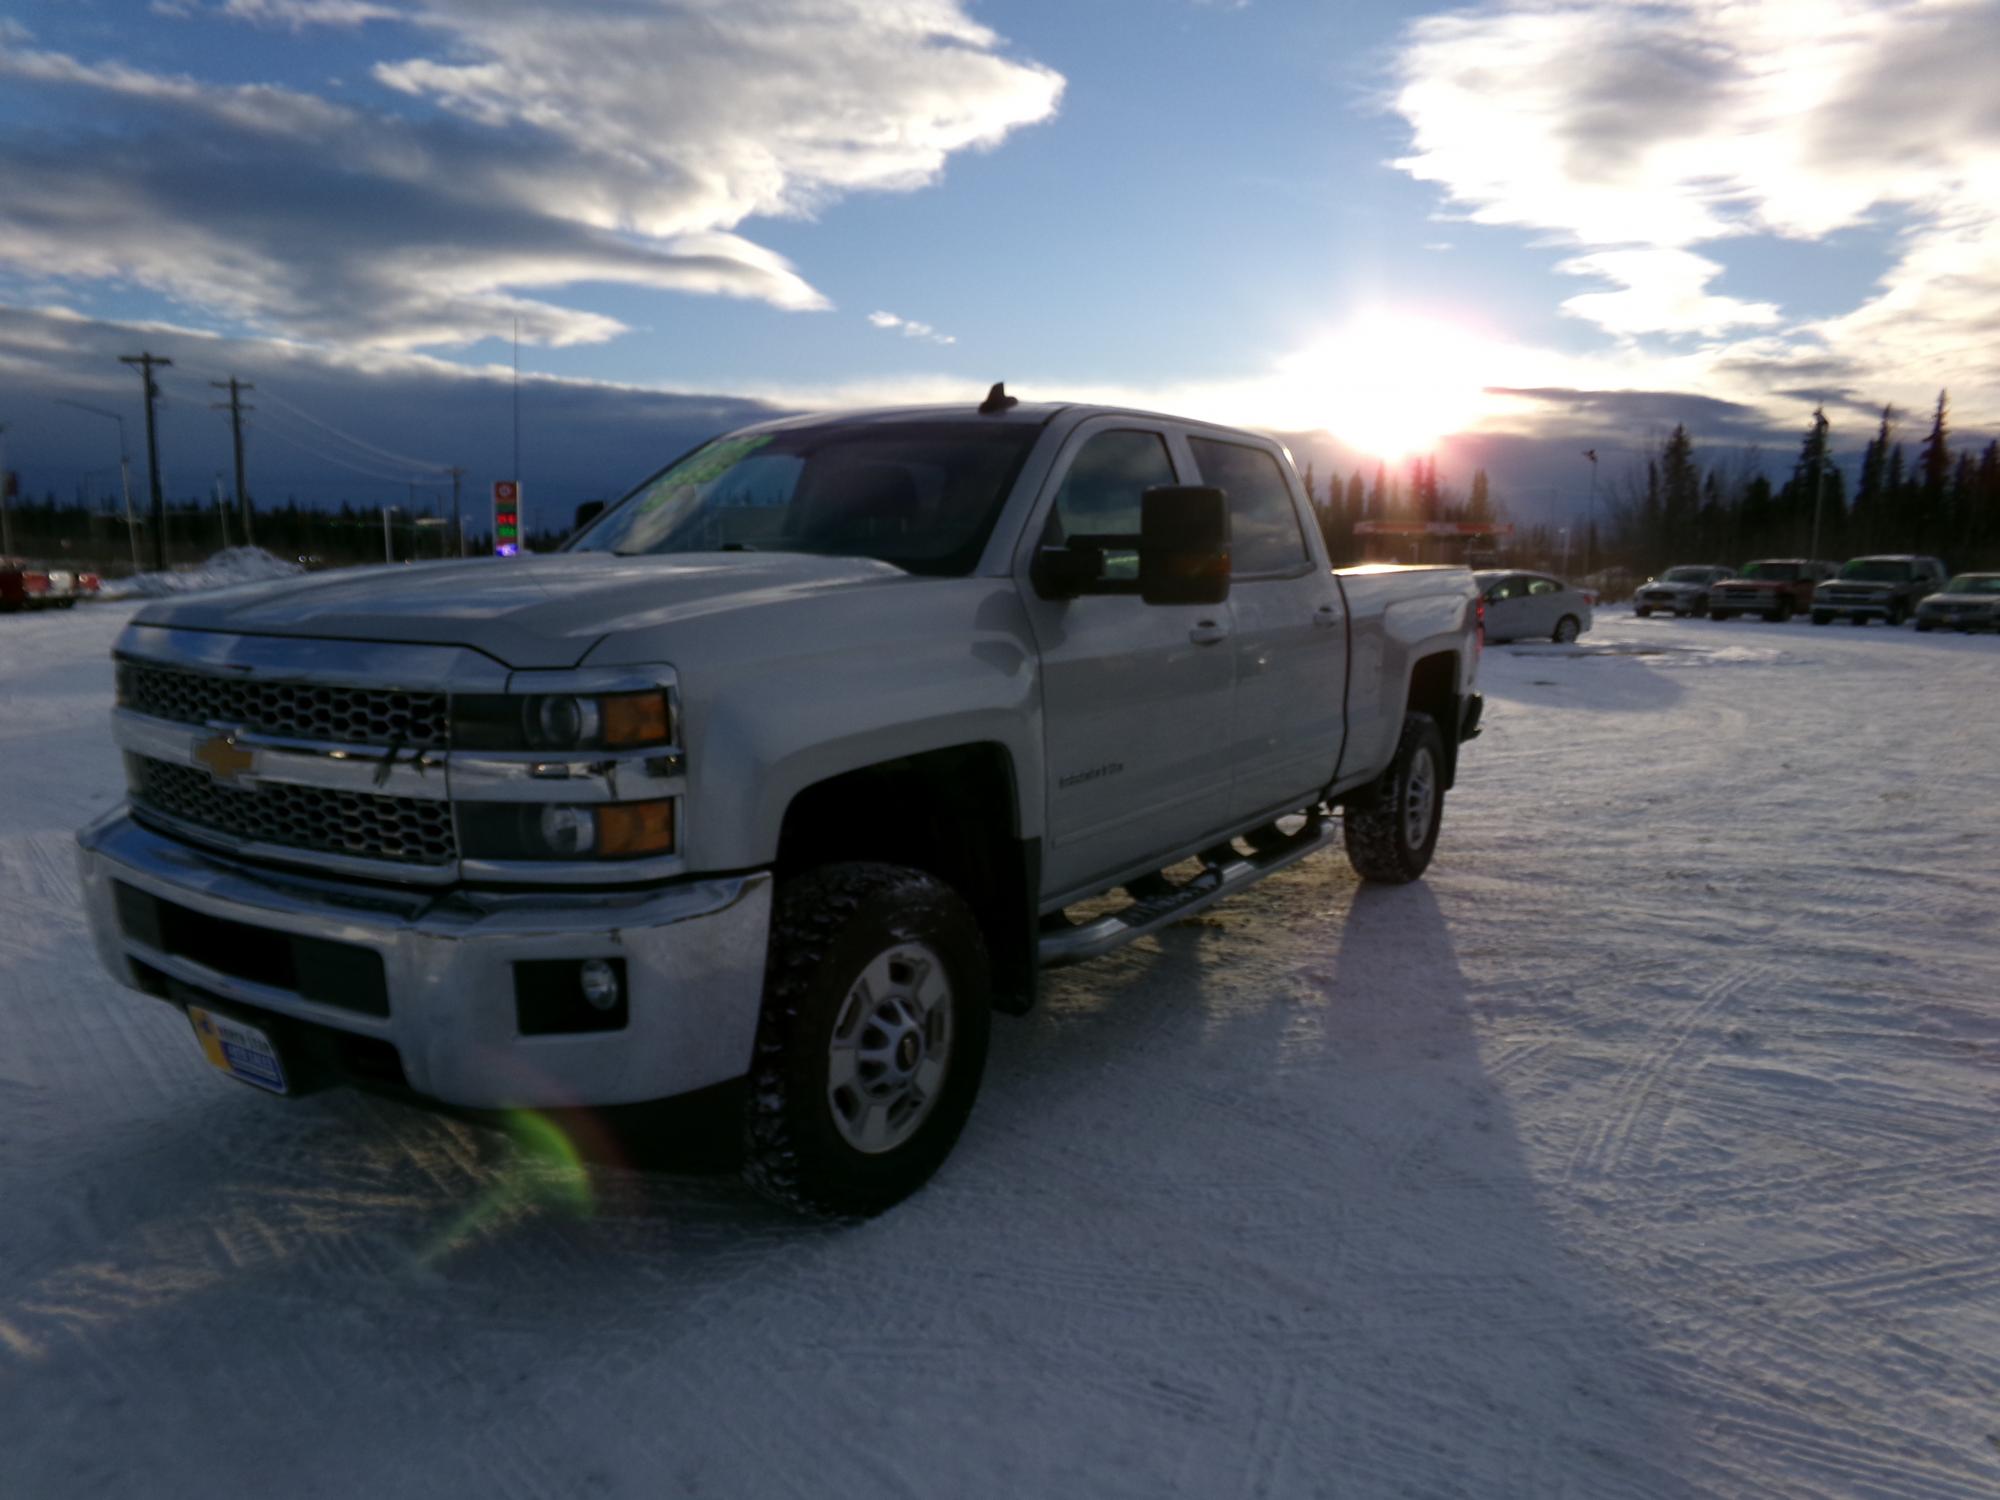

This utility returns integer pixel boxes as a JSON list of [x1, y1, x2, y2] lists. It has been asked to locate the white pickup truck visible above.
[[78, 393, 1483, 1215]]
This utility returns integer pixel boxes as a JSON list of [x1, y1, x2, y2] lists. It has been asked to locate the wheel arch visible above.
[[776, 742, 1041, 1015]]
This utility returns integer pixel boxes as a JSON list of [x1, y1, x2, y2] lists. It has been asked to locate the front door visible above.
[[1018, 422, 1236, 898]]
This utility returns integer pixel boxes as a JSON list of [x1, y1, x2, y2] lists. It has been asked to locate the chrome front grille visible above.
[[128, 755, 458, 867], [117, 660, 449, 751]]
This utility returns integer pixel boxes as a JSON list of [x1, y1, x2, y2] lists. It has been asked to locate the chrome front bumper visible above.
[[77, 810, 772, 1109]]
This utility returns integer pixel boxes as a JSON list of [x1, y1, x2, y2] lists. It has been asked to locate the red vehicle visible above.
[[1706, 558, 1835, 621], [0, 559, 99, 611]]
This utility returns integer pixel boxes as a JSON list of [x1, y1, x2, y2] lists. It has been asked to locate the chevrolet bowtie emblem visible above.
[[193, 733, 256, 785]]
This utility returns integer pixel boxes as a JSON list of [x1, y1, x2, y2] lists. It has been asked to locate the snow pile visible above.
[[97, 547, 304, 600]]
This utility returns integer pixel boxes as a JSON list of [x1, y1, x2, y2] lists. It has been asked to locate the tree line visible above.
[[1299, 391, 1999, 579]]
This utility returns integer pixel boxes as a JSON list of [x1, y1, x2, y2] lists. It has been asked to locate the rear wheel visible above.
[[1343, 713, 1446, 885], [1711, 608, 1734, 621], [1634, 607, 1651, 619], [742, 862, 991, 1218], [1553, 615, 1581, 643], [1812, 611, 1832, 626]]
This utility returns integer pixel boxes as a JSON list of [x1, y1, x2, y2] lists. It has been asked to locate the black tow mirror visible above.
[[572, 500, 606, 534], [1031, 541, 1106, 599], [1139, 486, 1229, 605]]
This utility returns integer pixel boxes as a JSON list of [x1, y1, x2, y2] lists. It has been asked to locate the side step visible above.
[[1037, 816, 1340, 969]]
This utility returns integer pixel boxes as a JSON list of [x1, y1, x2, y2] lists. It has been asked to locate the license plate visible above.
[[187, 1005, 288, 1094]]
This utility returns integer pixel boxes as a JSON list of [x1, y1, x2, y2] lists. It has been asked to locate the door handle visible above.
[[1188, 620, 1229, 646], [1313, 605, 1342, 628]]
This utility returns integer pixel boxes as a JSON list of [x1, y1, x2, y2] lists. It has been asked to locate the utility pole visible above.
[[215, 473, 233, 550], [448, 466, 466, 557], [210, 377, 255, 546], [121, 352, 172, 572], [1582, 448, 1599, 580], [1808, 408, 1829, 564], [382, 505, 394, 564]]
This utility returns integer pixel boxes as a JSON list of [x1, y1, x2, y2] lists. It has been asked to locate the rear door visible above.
[[1184, 434, 1346, 823], [1017, 420, 1236, 897]]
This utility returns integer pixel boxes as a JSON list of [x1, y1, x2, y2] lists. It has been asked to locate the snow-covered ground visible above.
[[2, 603, 1995, 1498]]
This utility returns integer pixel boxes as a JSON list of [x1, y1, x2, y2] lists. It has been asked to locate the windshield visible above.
[[1661, 567, 1718, 583], [1943, 575, 2000, 595], [1739, 561, 1799, 581], [1839, 559, 1912, 582], [569, 421, 1039, 576]]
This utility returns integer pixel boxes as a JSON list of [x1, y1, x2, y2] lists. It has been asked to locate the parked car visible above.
[[0, 559, 99, 610], [1633, 565, 1735, 618], [77, 394, 1485, 1217], [1811, 555, 1949, 626], [1474, 570, 1593, 643], [1707, 559, 1835, 621], [1913, 573, 2000, 633]]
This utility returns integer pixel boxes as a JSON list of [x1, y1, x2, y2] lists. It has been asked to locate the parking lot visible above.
[[2, 602, 1996, 1498]]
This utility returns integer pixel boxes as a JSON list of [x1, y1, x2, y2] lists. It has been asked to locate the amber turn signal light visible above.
[[594, 800, 675, 857]]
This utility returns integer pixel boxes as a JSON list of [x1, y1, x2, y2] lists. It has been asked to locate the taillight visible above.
[[1475, 595, 1486, 652]]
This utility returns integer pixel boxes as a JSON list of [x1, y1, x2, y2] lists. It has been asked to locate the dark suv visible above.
[[1707, 559, 1835, 621], [1812, 555, 1948, 626]]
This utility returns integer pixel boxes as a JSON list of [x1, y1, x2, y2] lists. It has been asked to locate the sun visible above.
[[1279, 311, 1497, 461]]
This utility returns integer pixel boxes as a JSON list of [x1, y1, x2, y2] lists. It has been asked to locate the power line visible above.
[[252, 386, 454, 474], [253, 410, 456, 488]]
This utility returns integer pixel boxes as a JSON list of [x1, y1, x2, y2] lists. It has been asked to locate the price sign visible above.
[[492, 479, 520, 556]]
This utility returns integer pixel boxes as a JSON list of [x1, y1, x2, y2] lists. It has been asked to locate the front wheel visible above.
[[1915, 620, 1934, 633], [1343, 713, 1446, 885], [1812, 611, 1832, 626], [742, 862, 991, 1218], [1553, 614, 1582, 643], [1634, 607, 1650, 619], [1711, 609, 1733, 621]]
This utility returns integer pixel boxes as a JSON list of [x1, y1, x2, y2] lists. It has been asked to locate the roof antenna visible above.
[[978, 381, 1019, 415]]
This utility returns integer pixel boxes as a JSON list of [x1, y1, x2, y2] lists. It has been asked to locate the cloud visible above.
[[1390, 0, 2000, 422], [0, 4, 1061, 351], [867, 310, 957, 346]]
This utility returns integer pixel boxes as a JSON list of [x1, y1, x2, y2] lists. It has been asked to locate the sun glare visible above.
[[1282, 312, 1497, 461]]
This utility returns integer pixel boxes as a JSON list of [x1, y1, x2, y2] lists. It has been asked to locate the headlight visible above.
[[459, 800, 676, 861], [452, 691, 672, 751]]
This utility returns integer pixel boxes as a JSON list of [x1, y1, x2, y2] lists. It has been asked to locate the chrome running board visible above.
[[1037, 816, 1339, 969]]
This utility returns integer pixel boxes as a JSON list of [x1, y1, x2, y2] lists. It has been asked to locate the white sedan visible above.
[[1475, 569, 1594, 644]]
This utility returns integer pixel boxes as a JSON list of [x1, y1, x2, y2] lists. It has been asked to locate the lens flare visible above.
[[414, 1109, 598, 1266]]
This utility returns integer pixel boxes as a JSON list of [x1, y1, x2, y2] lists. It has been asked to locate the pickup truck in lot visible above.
[[77, 394, 1483, 1215]]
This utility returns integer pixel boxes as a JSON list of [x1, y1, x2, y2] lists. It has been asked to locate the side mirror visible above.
[[1031, 541, 1106, 600], [1139, 486, 1229, 606], [572, 500, 606, 534]]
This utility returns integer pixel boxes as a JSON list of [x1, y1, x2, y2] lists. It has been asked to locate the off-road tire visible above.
[[1343, 713, 1446, 885], [742, 862, 991, 1218]]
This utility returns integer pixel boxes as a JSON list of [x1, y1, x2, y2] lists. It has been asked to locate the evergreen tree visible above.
[[1366, 463, 1388, 519], [1917, 391, 1950, 553], [1467, 469, 1492, 524]]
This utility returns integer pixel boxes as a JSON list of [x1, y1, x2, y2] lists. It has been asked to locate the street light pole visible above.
[[0, 421, 11, 559], [54, 399, 142, 574]]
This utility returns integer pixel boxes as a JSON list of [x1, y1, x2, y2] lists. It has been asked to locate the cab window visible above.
[[1187, 437, 1311, 577], [1043, 429, 1176, 580]]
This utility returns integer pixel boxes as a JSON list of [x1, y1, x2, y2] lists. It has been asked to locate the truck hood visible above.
[[130, 552, 918, 669]]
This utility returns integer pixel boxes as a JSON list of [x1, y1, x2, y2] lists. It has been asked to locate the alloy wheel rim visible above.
[[826, 942, 953, 1155], [1404, 747, 1437, 850]]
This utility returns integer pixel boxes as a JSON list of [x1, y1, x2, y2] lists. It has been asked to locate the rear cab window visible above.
[[1186, 437, 1312, 578]]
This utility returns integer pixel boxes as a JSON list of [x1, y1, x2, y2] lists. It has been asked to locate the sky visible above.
[[2, 0, 1997, 535]]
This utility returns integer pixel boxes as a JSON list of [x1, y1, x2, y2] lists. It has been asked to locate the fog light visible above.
[[579, 958, 621, 1011]]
